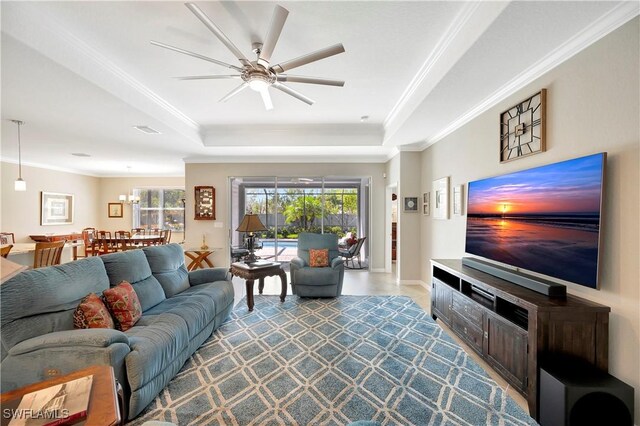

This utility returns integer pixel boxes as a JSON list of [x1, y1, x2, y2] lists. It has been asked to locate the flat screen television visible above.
[[465, 152, 606, 289]]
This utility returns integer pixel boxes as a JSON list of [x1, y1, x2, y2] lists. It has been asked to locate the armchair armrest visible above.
[[331, 257, 344, 269], [189, 267, 230, 285], [291, 257, 306, 268], [9, 329, 129, 356]]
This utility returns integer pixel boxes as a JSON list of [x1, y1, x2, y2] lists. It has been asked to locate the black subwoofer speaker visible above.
[[539, 359, 634, 426]]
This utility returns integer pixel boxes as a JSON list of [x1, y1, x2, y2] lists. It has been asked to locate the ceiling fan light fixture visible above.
[[248, 78, 270, 92]]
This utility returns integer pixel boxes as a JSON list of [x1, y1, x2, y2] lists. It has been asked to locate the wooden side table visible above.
[[184, 249, 215, 271], [1, 365, 121, 426], [230, 262, 287, 312]]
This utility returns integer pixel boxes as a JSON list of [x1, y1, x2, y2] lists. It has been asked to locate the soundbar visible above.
[[461, 257, 566, 298]]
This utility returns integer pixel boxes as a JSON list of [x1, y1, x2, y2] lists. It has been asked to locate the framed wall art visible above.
[[41, 192, 74, 225], [433, 177, 450, 220], [403, 197, 419, 213], [194, 186, 215, 220], [423, 192, 430, 216], [453, 184, 464, 216], [108, 202, 123, 218]]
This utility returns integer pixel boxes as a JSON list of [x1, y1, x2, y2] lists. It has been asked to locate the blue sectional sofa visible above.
[[0, 243, 234, 420]]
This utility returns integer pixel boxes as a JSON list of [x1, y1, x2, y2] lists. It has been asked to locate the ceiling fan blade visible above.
[[175, 75, 241, 80], [271, 43, 345, 73], [257, 5, 289, 68], [276, 75, 344, 87], [185, 3, 252, 68], [219, 82, 249, 102], [151, 41, 244, 72], [259, 89, 274, 110], [272, 82, 314, 105]]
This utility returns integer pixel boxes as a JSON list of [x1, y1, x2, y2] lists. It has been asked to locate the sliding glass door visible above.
[[230, 176, 370, 266]]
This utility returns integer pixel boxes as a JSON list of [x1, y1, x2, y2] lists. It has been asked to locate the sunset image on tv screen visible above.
[[465, 153, 605, 288]]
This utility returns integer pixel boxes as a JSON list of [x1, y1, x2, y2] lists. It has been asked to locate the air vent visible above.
[[71, 153, 91, 157], [133, 125, 161, 134]]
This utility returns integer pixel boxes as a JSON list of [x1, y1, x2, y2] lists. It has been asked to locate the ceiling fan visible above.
[[152, 2, 345, 110]]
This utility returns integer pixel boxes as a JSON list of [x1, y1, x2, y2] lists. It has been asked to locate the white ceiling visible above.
[[1, 1, 637, 176]]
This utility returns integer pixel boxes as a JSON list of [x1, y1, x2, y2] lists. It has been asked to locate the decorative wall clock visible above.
[[194, 186, 215, 220], [500, 89, 546, 163]]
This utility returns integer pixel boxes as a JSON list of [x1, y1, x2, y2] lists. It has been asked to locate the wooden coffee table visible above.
[[0, 365, 121, 426], [230, 262, 287, 312]]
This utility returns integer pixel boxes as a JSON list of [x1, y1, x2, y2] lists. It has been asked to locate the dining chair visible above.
[[131, 228, 146, 236], [0, 232, 16, 245], [114, 230, 132, 251], [161, 229, 172, 245], [77, 228, 97, 258], [94, 231, 116, 255], [33, 241, 65, 268], [1, 244, 13, 258]]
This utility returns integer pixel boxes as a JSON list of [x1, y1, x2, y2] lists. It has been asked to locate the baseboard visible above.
[[370, 268, 386, 273], [399, 279, 428, 287]]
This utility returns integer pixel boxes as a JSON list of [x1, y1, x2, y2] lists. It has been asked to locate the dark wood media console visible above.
[[430, 259, 610, 420]]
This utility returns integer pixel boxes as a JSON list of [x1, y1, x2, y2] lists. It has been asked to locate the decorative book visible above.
[[8, 375, 93, 426]]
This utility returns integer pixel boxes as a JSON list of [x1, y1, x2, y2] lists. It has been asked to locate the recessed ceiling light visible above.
[[133, 125, 161, 134], [71, 153, 91, 157], [360, 115, 369, 122]]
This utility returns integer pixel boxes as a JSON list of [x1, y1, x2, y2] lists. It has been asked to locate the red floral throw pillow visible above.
[[309, 248, 329, 267], [73, 293, 115, 329], [102, 281, 142, 331]]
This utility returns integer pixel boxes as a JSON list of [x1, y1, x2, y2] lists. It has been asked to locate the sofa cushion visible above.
[[141, 281, 233, 339], [309, 248, 329, 267], [103, 282, 142, 332], [124, 313, 190, 392], [0, 257, 110, 359], [294, 267, 340, 286], [100, 250, 166, 311], [73, 293, 115, 329], [143, 244, 190, 297]]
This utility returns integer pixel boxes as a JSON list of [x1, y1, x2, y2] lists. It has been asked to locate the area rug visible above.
[[130, 295, 537, 425]]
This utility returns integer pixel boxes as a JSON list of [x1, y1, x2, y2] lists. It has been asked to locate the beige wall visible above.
[[0, 164, 185, 243], [0, 162, 100, 242], [385, 152, 424, 283], [98, 176, 185, 242], [184, 162, 385, 268], [420, 18, 639, 419]]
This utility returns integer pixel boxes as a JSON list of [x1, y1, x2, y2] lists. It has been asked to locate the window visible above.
[[133, 188, 185, 231]]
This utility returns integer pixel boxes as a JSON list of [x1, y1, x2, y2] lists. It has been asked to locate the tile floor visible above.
[[230, 266, 530, 416]]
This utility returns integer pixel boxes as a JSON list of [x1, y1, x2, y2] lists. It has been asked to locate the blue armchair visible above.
[[290, 233, 345, 297]]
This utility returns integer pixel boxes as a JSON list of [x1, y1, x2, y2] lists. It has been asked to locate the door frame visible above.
[[385, 182, 398, 276]]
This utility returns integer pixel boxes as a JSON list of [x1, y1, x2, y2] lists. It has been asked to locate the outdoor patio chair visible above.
[[339, 236, 366, 269]]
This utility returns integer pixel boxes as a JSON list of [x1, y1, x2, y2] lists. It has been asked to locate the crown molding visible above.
[[2, 3, 202, 145], [183, 154, 390, 164], [382, 1, 510, 145], [416, 1, 639, 151]]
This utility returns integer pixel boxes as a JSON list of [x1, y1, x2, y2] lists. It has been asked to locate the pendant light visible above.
[[11, 120, 26, 191]]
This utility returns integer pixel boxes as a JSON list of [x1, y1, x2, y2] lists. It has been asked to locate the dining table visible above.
[[92, 234, 165, 252]]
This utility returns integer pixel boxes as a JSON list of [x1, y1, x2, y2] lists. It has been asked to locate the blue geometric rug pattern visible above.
[[130, 295, 537, 425]]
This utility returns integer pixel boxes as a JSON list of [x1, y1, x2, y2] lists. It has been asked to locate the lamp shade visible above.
[[14, 178, 26, 192], [236, 214, 267, 233]]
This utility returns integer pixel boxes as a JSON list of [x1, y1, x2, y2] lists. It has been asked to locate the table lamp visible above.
[[236, 213, 267, 263]]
